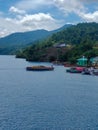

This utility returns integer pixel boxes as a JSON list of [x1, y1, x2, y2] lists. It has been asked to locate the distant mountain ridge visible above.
[[0, 24, 72, 54], [0, 29, 50, 47]]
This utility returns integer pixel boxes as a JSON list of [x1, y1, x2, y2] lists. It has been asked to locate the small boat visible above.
[[26, 65, 54, 71], [92, 69, 98, 76], [66, 67, 84, 73], [82, 69, 91, 75], [82, 68, 98, 76]]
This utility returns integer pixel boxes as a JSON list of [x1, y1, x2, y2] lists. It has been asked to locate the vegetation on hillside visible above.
[[0, 24, 72, 55], [16, 22, 98, 63]]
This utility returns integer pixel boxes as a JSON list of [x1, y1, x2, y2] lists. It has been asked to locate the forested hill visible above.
[[0, 24, 72, 54], [0, 30, 50, 54], [16, 22, 98, 63], [48, 22, 98, 45]]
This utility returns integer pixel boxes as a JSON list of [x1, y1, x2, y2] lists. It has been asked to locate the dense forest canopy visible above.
[[16, 22, 98, 63]]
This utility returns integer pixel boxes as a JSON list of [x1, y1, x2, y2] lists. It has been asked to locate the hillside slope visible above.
[[16, 22, 98, 63], [0, 24, 72, 54]]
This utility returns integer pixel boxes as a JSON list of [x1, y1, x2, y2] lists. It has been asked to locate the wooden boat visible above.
[[26, 65, 54, 71]]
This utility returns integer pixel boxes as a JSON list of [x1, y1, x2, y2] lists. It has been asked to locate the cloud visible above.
[[0, 17, 26, 37], [54, 0, 86, 15], [15, 0, 53, 11], [54, 0, 98, 22], [0, 12, 63, 37], [19, 13, 62, 30], [9, 6, 26, 14], [7, 1, 98, 22], [80, 11, 98, 22], [11, 0, 98, 22], [20, 13, 54, 23], [78, 0, 98, 3], [0, 0, 98, 37], [0, 1, 64, 37]]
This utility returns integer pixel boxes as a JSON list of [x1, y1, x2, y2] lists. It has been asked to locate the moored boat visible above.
[[66, 67, 84, 73], [26, 65, 54, 71], [82, 67, 98, 76], [82, 68, 91, 75], [93, 70, 98, 76]]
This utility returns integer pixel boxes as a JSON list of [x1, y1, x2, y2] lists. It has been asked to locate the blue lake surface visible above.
[[0, 55, 98, 130]]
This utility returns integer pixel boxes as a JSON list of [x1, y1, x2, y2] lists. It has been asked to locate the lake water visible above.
[[0, 55, 98, 130]]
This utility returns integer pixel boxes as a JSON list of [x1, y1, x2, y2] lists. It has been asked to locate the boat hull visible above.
[[26, 66, 54, 71], [66, 67, 84, 73]]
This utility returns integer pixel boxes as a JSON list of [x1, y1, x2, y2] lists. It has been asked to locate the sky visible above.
[[0, 0, 98, 37]]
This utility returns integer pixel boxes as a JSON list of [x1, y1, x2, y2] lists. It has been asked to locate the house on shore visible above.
[[77, 56, 88, 66], [90, 57, 98, 66], [53, 43, 66, 48], [77, 56, 98, 67]]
